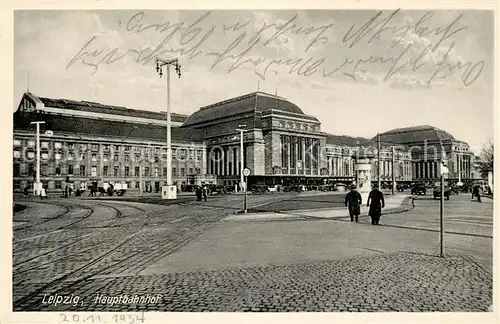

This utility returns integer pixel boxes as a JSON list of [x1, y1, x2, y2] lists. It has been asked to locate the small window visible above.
[[13, 139, 22, 146], [55, 166, 61, 176], [68, 165, 74, 175], [103, 153, 108, 161], [41, 141, 49, 148], [27, 140, 35, 147], [42, 152, 49, 160], [181, 168, 185, 176], [125, 167, 130, 177], [135, 167, 140, 177], [114, 154, 119, 162], [55, 181, 62, 189], [55, 153, 62, 160], [80, 166, 86, 176], [68, 153, 74, 161], [154, 167, 158, 177], [55, 142, 62, 149], [103, 166, 108, 176], [114, 167, 119, 177], [91, 166, 97, 177], [172, 168, 177, 176], [27, 151, 35, 159], [92, 154, 97, 161], [13, 150, 21, 158], [125, 155, 130, 162]]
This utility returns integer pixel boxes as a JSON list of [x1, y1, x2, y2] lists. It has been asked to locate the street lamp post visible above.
[[392, 146, 396, 195], [30, 121, 45, 195], [139, 160, 143, 195], [439, 155, 449, 258], [156, 57, 181, 199], [377, 133, 381, 190], [236, 125, 247, 192]]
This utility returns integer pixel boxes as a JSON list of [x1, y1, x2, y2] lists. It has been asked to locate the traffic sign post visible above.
[[242, 168, 250, 213]]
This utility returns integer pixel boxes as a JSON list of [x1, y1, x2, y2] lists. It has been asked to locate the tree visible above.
[[478, 139, 494, 177]]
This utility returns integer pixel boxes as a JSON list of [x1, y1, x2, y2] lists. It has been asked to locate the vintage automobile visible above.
[[433, 183, 450, 200], [410, 183, 427, 195]]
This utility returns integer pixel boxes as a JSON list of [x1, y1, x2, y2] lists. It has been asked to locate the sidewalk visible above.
[[223, 195, 412, 221]]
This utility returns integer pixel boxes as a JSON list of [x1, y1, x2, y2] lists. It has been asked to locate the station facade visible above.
[[12, 91, 472, 193]]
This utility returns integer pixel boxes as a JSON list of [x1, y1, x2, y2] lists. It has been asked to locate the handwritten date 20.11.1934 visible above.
[[65, 10, 485, 87]]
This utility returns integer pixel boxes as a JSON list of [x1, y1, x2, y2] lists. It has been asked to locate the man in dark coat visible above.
[[195, 186, 202, 201], [367, 184, 385, 225], [472, 185, 482, 203], [345, 184, 362, 222], [202, 185, 209, 202]]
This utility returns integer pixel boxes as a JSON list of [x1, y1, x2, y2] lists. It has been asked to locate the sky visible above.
[[14, 10, 494, 153]]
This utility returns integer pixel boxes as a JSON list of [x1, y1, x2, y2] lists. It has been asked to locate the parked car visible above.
[[449, 185, 460, 195], [411, 183, 427, 195], [433, 184, 450, 200], [251, 185, 269, 193]]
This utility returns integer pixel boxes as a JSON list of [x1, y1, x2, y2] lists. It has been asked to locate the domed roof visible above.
[[182, 92, 308, 127], [373, 125, 456, 144]]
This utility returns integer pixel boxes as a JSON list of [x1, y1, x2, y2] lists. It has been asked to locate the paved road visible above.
[[12, 192, 493, 312]]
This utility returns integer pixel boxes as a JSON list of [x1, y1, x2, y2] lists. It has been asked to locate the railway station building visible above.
[[375, 126, 476, 184], [12, 91, 471, 194]]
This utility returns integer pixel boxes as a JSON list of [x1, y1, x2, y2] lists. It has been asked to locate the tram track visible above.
[[13, 202, 71, 232], [13, 203, 153, 310], [13, 202, 153, 276], [13, 198, 280, 310]]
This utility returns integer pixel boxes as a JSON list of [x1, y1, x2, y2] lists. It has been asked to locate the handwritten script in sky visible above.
[[66, 10, 486, 87]]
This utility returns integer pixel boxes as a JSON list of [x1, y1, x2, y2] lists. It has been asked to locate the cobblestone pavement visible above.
[[30, 252, 492, 312], [12, 193, 493, 312], [12, 194, 297, 310]]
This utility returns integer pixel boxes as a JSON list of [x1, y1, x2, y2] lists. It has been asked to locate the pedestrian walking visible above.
[[40, 186, 47, 199], [22, 186, 28, 198], [367, 184, 385, 225], [202, 185, 208, 202], [345, 184, 362, 222], [472, 185, 482, 203], [195, 186, 202, 201]]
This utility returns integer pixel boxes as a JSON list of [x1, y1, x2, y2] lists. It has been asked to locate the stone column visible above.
[[295, 137, 299, 175], [286, 136, 291, 175], [302, 138, 306, 175]]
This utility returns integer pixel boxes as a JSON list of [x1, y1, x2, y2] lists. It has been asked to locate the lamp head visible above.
[[175, 64, 181, 78]]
